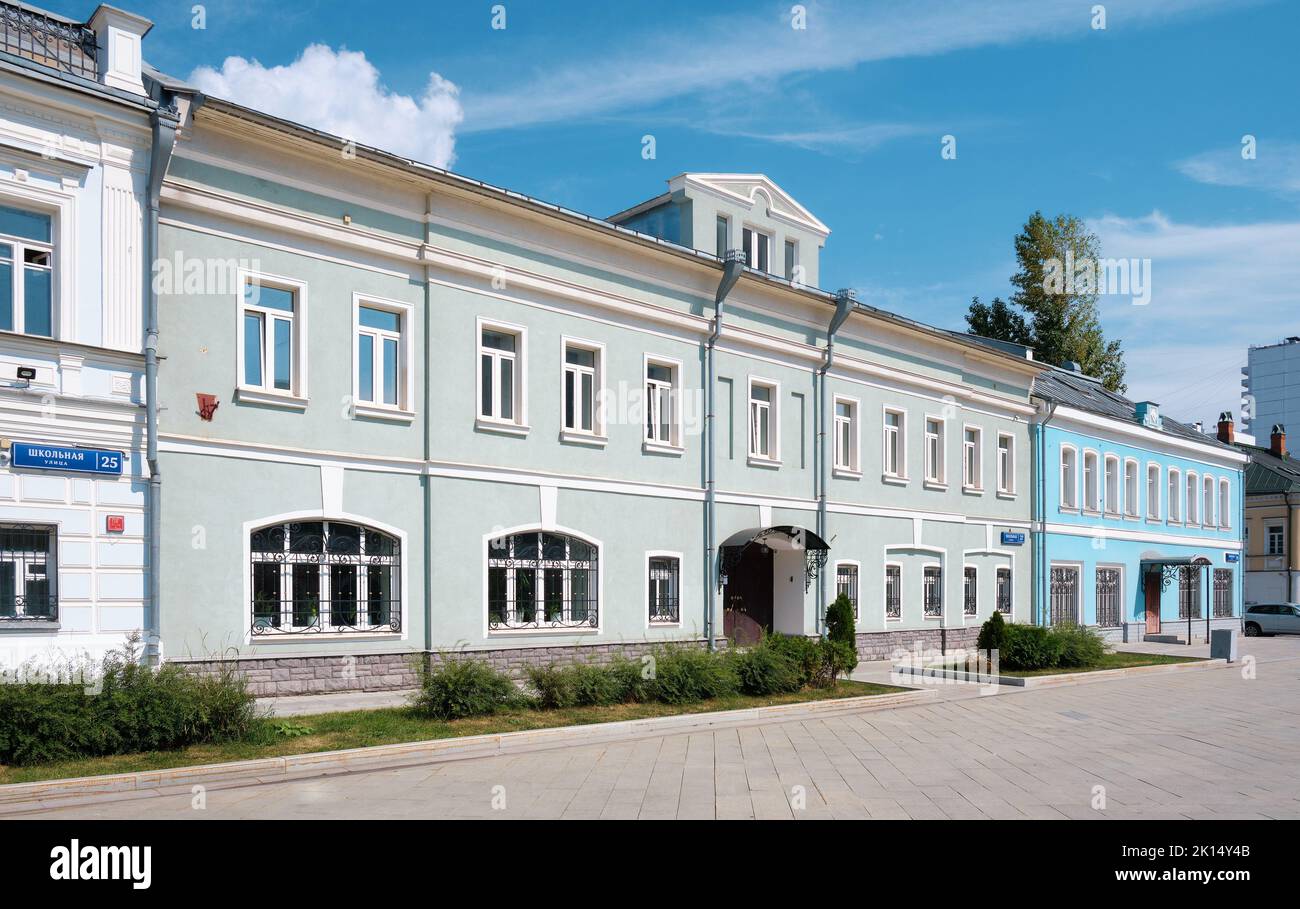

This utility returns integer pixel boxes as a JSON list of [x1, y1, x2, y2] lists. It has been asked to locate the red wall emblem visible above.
[[196, 393, 219, 421], [106, 515, 125, 533]]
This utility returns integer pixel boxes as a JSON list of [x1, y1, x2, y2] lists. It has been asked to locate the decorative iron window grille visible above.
[[996, 568, 1011, 615], [963, 567, 977, 616], [1049, 566, 1078, 626], [249, 521, 400, 635], [836, 563, 859, 618], [923, 566, 942, 618], [885, 565, 901, 619], [1213, 568, 1233, 618], [1096, 567, 1121, 627], [0, 3, 98, 80], [0, 524, 57, 621], [648, 556, 679, 624], [488, 531, 598, 630], [1177, 566, 1201, 619]]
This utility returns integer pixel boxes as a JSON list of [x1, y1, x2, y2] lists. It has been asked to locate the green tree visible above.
[[965, 212, 1127, 392]]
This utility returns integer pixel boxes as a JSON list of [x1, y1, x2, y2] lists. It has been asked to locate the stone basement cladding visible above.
[[174, 639, 716, 697], [854, 626, 981, 661]]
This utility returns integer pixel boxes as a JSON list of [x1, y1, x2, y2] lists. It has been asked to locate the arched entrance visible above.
[[718, 526, 829, 645]]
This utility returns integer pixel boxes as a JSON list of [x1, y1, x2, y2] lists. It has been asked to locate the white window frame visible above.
[[1219, 478, 1232, 529], [1103, 454, 1120, 515], [784, 238, 799, 280], [1186, 470, 1199, 525], [1267, 524, 1285, 557], [0, 181, 75, 342], [236, 269, 309, 408], [742, 225, 772, 272], [476, 317, 528, 435], [715, 214, 730, 256], [482, 524, 603, 637], [1146, 463, 1162, 521], [883, 561, 902, 622], [962, 564, 979, 619], [834, 559, 860, 619], [996, 432, 1015, 496], [1082, 449, 1100, 513], [747, 376, 780, 464], [351, 294, 414, 421], [643, 354, 683, 453], [995, 566, 1013, 616], [1167, 467, 1182, 524], [833, 395, 860, 475], [1060, 444, 1078, 510], [882, 406, 907, 482], [922, 562, 944, 620], [1123, 458, 1139, 517], [924, 415, 946, 486], [1202, 475, 1215, 528], [645, 549, 684, 628], [560, 336, 606, 444], [0, 203, 55, 338], [962, 424, 983, 491]]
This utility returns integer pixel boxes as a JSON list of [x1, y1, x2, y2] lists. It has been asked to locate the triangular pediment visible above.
[[669, 173, 830, 237]]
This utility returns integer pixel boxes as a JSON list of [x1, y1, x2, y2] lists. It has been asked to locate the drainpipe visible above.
[[423, 192, 434, 658], [816, 289, 856, 635], [1031, 400, 1058, 627], [144, 109, 178, 665], [705, 251, 745, 650]]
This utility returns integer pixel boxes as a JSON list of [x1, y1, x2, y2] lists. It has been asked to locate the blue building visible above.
[[1032, 367, 1247, 642]]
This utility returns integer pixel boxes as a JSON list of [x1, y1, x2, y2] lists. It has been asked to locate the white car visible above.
[[1242, 603, 1300, 636]]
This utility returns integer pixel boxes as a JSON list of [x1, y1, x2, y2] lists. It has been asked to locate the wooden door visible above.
[[723, 546, 774, 645], [1144, 570, 1162, 634]]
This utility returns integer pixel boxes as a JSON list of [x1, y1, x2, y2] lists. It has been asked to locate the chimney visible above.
[[1217, 411, 1235, 444], [88, 5, 153, 95], [1134, 401, 1162, 430], [1271, 424, 1288, 458]]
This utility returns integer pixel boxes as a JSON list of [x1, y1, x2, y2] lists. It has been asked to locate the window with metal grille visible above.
[[1178, 567, 1202, 619], [1096, 567, 1121, 627], [648, 556, 679, 624], [885, 564, 901, 619], [923, 566, 942, 618], [488, 531, 598, 630], [996, 567, 1011, 615], [1049, 566, 1078, 626], [963, 566, 977, 616], [250, 521, 400, 634], [0, 524, 57, 621], [1213, 568, 1233, 618], [836, 563, 859, 618]]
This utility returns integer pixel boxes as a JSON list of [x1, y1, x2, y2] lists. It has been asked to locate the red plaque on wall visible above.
[[106, 515, 125, 533]]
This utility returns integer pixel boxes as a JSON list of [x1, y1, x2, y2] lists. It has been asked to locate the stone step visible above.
[[1143, 634, 1183, 644]]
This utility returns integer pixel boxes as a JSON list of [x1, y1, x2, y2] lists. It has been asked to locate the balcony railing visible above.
[[0, 595, 58, 622], [0, 2, 98, 80]]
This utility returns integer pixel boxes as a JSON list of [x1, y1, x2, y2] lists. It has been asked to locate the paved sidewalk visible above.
[[22, 638, 1300, 819]]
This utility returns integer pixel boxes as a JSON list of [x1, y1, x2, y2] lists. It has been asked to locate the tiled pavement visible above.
[[23, 639, 1300, 820]]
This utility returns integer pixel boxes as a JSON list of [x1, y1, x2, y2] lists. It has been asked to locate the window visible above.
[[0, 524, 56, 621], [963, 567, 977, 617], [883, 409, 905, 478], [1103, 455, 1120, 513], [784, 239, 797, 280], [749, 379, 777, 460], [250, 521, 400, 634], [1213, 568, 1233, 618], [963, 427, 982, 490], [479, 322, 523, 425], [716, 215, 729, 256], [645, 359, 679, 447], [997, 433, 1014, 494], [834, 397, 858, 472], [488, 531, 598, 630], [1060, 447, 1078, 508], [240, 274, 304, 399], [563, 340, 602, 436], [996, 567, 1011, 615], [1123, 460, 1138, 517], [884, 564, 901, 620], [1049, 565, 1079, 626], [923, 566, 943, 618], [1186, 472, 1198, 525], [1083, 451, 1099, 511], [0, 204, 53, 337], [742, 227, 770, 272], [354, 298, 411, 413], [1267, 525, 1285, 556], [1219, 479, 1231, 529], [924, 418, 944, 484], [1202, 476, 1215, 527], [1146, 464, 1161, 520], [647, 554, 680, 624], [1168, 469, 1181, 522], [1178, 567, 1201, 619], [835, 563, 859, 618], [1096, 567, 1121, 627]]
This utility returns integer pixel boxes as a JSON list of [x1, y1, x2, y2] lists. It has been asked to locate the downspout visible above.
[[816, 290, 856, 635], [1031, 400, 1058, 627], [423, 193, 434, 657], [705, 251, 745, 650], [145, 109, 178, 665]]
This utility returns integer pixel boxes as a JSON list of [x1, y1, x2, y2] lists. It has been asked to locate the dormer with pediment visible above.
[[608, 173, 830, 288]]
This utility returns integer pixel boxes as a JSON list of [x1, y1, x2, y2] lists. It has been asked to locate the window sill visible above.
[[235, 387, 308, 410], [648, 621, 682, 629], [748, 455, 782, 469], [488, 626, 601, 637], [643, 440, 684, 456], [475, 418, 529, 437], [923, 480, 947, 491], [996, 490, 1016, 500], [881, 474, 909, 486], [1167, 520, 1184, 528], [1123, 514, 1141, 522], [560, 430, 608, 448], [1082, 508, 1101, 517], [1104, 510, 1122, 520], [251, 632, 404, 643], [353, 403, 415, 423], [962, 486, 984, 496], [833, 467, 863, 480], [1058, 506, 1079, 514], [0, 620, 60, 633]]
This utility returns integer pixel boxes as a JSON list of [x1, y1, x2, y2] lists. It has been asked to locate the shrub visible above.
[[411, 655, 517, 720], [819, 638, 858, 685], [0, 636, 256, 766], [1054, 623, 1108, 668], [825, 593, 859, 676], [999, 623, 1063, 671], [526, 662, 625, 709], [732, 642, 801, 696], [762, 634, 823, 687], [976, 610, 1007, 654], [605, 656, 653, 703], [648, 645, 738, 705]]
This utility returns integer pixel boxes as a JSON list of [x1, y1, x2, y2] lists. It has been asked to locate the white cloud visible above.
[[190, 45, 464, 169], [1176, 141, 1300, 195]]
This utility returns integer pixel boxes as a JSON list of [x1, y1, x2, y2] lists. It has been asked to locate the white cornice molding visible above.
[[1051, 405, 1249, 468], [1042, 520, 1241, 551]]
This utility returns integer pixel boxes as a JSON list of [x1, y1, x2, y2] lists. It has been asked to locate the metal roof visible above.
[[1241, 445, 1300, 494]]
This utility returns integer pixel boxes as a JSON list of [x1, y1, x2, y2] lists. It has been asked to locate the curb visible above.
[[0, 687, 935, 815], [896, 655, 1226, 689]]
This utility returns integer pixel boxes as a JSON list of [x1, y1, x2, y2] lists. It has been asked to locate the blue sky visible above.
[[50, 0, 1300, 429]]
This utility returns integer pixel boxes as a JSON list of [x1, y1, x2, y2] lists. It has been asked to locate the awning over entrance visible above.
[[718, 525, 829, 592], [1139, 553, 1213, 591]]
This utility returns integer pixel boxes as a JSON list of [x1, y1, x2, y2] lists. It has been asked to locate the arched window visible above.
[[1203, 475, 1215, 527], [1060, 447, 1078, 509], [250, 521, 400, 634], [1168, 468, 1181, 522], [1083, 451, 1099, 511], [1186, 472, 1199, 525], [1219, 478, 1231, 529], [487, 531, 598, 630]]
